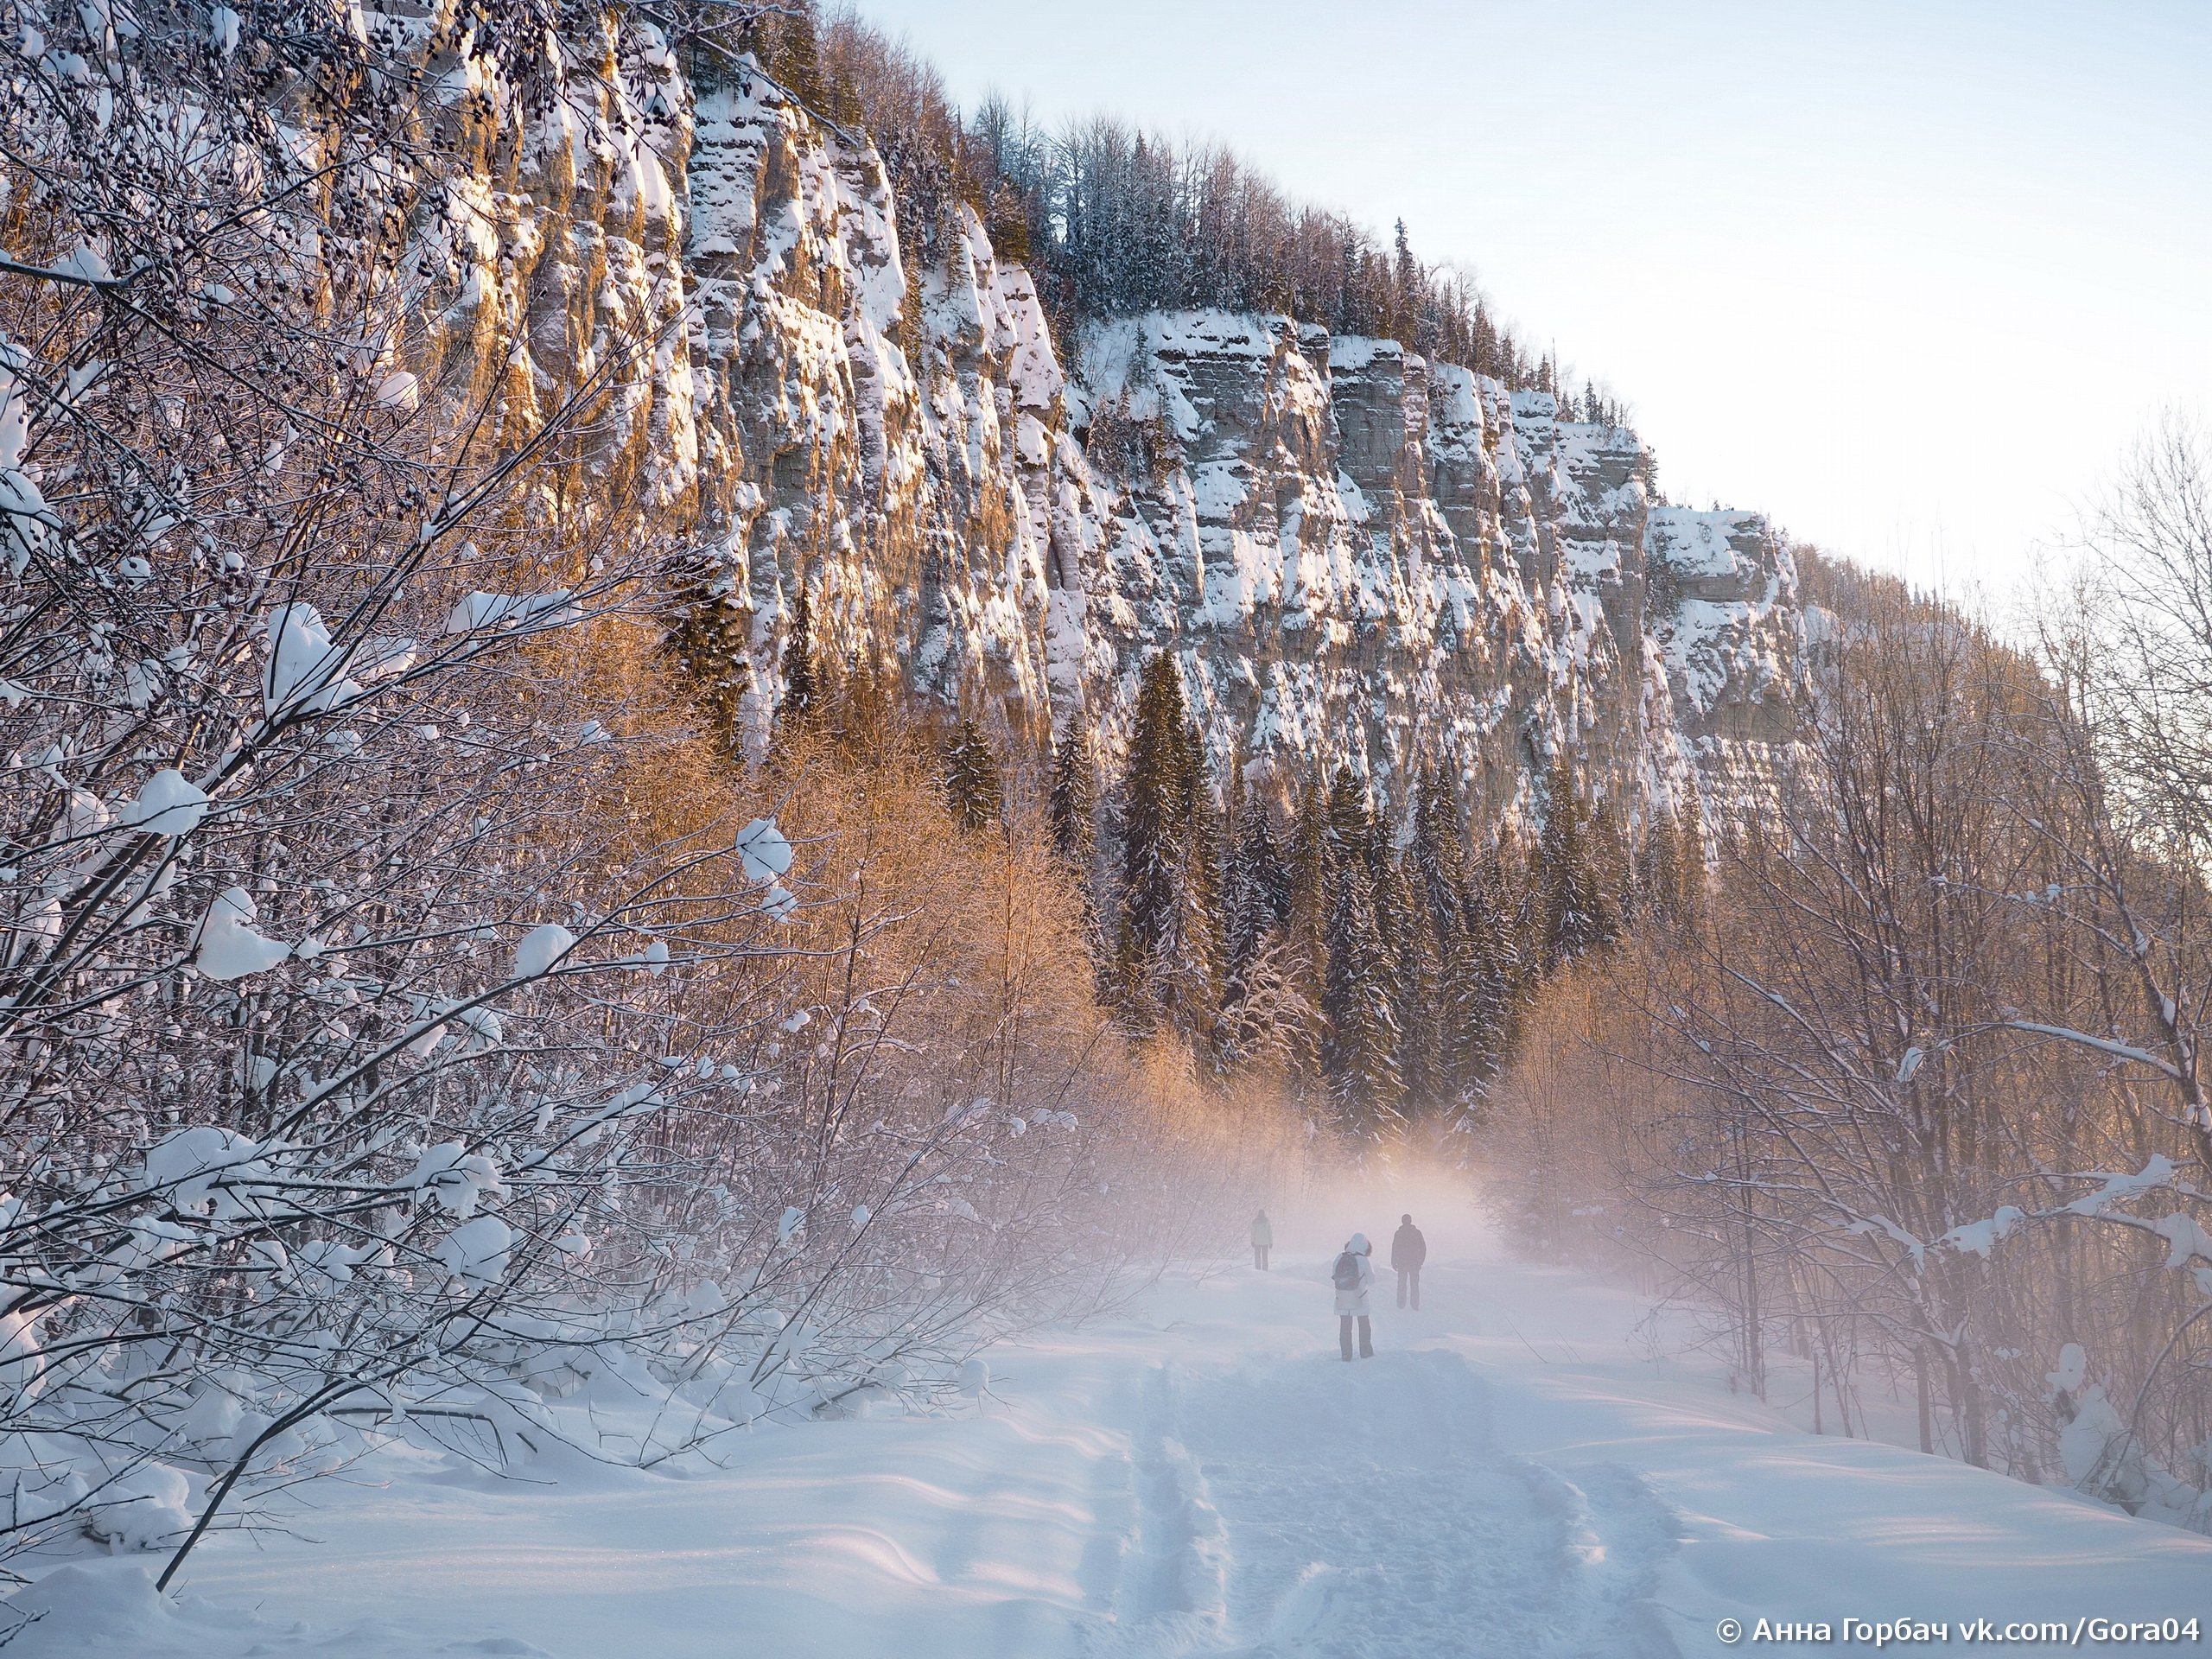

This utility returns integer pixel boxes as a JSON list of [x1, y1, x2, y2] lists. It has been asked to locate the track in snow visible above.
[[1092, 1345, 1680, 1659], [41, 1215, 2212, 1659]]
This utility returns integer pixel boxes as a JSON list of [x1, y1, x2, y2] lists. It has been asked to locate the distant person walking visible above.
[[1391, 1214, 1427, 1310], [1332, 1234, 1375, 1360], [1250, 1211, 1274, 1272]]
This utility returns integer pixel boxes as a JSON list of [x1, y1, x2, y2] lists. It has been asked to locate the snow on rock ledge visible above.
[[383, 17, 1803, 834]]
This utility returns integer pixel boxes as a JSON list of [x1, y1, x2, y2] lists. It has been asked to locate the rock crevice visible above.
[[405, 31, 1804, 830]]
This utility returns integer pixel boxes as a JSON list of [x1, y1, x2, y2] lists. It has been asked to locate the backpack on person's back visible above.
[[1332, 1236, 1375, 1360]]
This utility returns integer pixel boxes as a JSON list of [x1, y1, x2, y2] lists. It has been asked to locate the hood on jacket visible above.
[[1346, 1233, 1370, 1255]]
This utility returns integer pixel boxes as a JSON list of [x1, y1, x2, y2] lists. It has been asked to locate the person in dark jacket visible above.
[[1250, 1211, 1273, 1271], [1390, 1214, 1427, 1310]]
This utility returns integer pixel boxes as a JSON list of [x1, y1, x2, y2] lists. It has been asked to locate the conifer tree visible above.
[[1047, 715, 1098, 867], [942, 715, 1003, 833], [1175, 713, 1224, 948], [1491, 829, 1541, 998], [1408, 772, 1467, 899], [1590, 798, 1632, 941], [1115, 654, 1219, 1044], [1536, 759, 1617, 972], [664, 576, 754, 759], [1635, 803, 1706, 934], [1405, 771, 1488, 1118], [1674, 799, 1709, 928], [1223, 781, 1292, 1008], [1319, 768, 1403, 1139], [1374, 844, 1443, 1117], [1216, 782, 1313, 1077], [1443, 873, 1507, 1121], [1269, 766, 1333, 1094], [1286, 766, 1331, 983], [779, 581, 820, 728], [1048, 713, 1108, 974], [1392, 218, 1416, 334], [747, 8, 830, 111], [1456, 797, 1535, 1122]]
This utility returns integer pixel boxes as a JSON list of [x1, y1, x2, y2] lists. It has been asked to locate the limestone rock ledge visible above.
[[394, 17, 1804, 832]]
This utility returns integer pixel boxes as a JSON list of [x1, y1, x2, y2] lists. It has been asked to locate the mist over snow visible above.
[[2, 0, 2207, 1653], [12, 1183, 2207, 1657]]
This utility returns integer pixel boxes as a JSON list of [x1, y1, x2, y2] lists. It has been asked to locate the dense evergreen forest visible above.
[[778, 598, 1703, 1151]]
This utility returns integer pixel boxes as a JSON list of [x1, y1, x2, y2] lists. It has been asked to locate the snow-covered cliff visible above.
[[407, 25, 1805, 831]]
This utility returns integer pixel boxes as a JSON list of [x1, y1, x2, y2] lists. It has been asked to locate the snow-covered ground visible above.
[[11, 1185, 2208, 1657]]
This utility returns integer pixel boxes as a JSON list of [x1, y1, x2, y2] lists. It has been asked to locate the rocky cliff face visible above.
[[404, 23, 1805, 833]]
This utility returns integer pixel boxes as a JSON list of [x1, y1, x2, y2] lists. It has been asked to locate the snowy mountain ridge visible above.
[[409, 20, 1808, 829]]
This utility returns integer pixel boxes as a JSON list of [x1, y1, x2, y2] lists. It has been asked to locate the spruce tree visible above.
[[1047, 715, 1097, 867], [1408, 772, 1468, 901], [1174, 713, 1224, 953], [1635, 804, 1706, 934], [1115, 654, 1219, 1044], [942, 716, 1003, 833], [1536, 759, 1616, 972], [1223, 782, 1291, 1009], [1589, 798, 1632, 944], [1276, 767, 1333, 1095], [779, 581, 819, 728], [1117, 655, 1183, 1030], [1463, 815, 1529, 1120], [1049, 713, 1107, 976], [1406, 771, 1484, 1118], [1492, 829, 1541, 998], [1319, 768, 1403, 1140], [1674, 800, 1709, 929], [1443, 882, 1497, 1116], [1217, 783, 1311, 1076], [1287, 766, 1330, 983], [664, 571, 753, 758], [1374, 845, 1442, 1119]]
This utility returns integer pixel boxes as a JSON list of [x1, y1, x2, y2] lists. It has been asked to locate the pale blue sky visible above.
[[852, 0, 2211, 594]]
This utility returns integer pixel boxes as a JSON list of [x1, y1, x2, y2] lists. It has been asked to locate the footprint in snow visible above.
[[1262, 1562, 1344, 1648]]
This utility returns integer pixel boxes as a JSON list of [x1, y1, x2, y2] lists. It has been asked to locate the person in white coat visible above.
[[1332, 1233, 1375, 1361], [1250, 1211, 1274, 1271]]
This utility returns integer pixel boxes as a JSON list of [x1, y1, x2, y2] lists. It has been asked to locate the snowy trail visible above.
[[13, 1198, 2212, 1657], [1101, 1344, 1675, 1659]]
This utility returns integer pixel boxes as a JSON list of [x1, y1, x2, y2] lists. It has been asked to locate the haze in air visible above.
[[0, 3, 2204, 1655]]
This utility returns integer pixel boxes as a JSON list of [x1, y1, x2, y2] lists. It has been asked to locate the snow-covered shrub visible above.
[[2049, 1344, 2212, 1529], [0, 0, 1264, 1591], [481, 721, 1261, 1453], [0, 0, 816, 1583], [80, 1465, 194, 1553], [1488, 570, 2212, 1512]]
